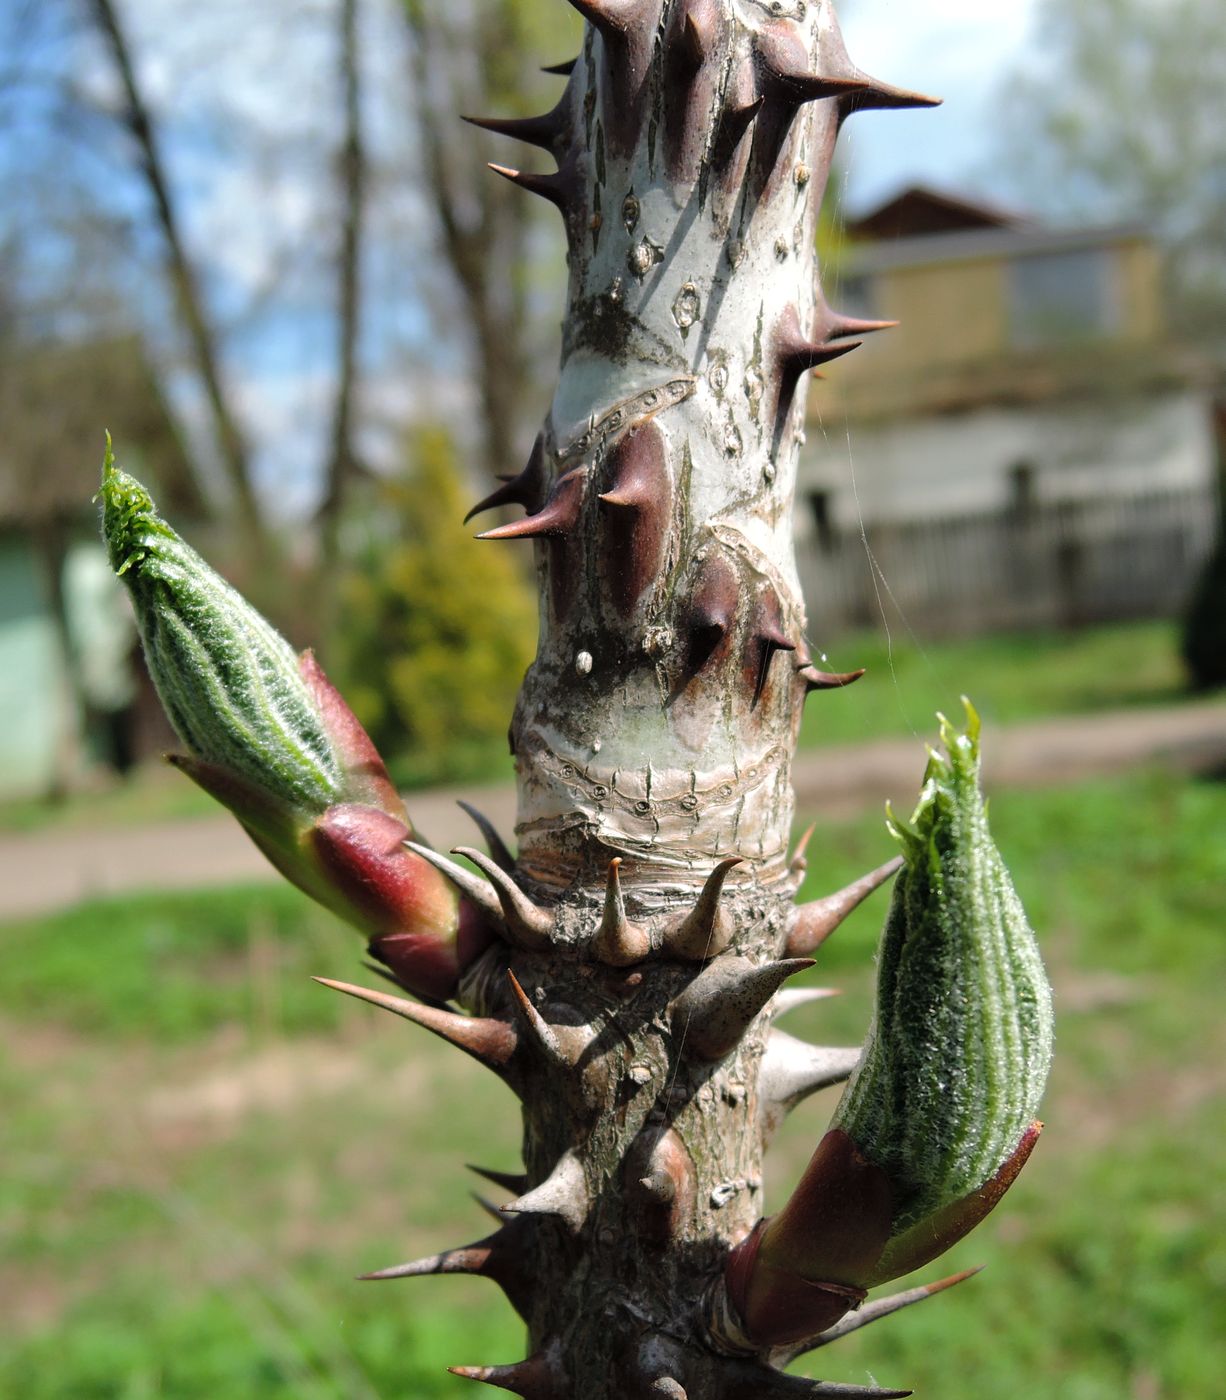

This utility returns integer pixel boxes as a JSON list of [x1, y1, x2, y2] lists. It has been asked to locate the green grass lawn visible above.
[[2, 762, 1223, 1397], [797, 617, 1193, 749], [0, 619, 1200, 837]]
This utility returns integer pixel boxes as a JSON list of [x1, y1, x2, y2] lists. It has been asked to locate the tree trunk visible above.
[[90, 0, 268, 557], [319, 0, 367, 578]]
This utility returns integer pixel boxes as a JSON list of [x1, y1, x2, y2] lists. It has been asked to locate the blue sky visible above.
[[838, 0, 1040, 212]]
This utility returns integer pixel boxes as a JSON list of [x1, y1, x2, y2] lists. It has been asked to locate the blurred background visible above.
[[1, 0, 1223, 1395]]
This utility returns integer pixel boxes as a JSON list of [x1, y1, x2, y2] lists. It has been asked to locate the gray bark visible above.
[[402, 3, 926, 1394]]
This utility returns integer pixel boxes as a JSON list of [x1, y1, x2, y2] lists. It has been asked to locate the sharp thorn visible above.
[[782, 338, 862, 378], [840, 78, 942, 119], [476, 468, 588, 542], [465, 434, 550, 524], [449, 1352, 555, 1396], [357, 1233, 499, 1282], [506, 970, 568, 1068], [592, 858, 650, 966], [790, 1267, 984, 1356], [313, 978, 518, 1070], [673, 955, 814, 1060], [542, 56, 578, 76], [565, 0, 636, 38], [462, 109, 563, 153], [677, 10, 710, 71], [458, 800, 516, 873], [789, 821, 816, 876], [713, 96, 764, 168], [403, 839, 507, 929], [468, 1163, 529, 1196], [799, 665, 866, 692], [825, 313, 899, 341], [785, 857, 904, 957], [454, 847, 554, 948], [719, 1359, 911, 1398], [759, 1029, 861, 1135], [501, 1150, 589, 1233], [663, 857, 742, 961], [487, 161, 568, 211]]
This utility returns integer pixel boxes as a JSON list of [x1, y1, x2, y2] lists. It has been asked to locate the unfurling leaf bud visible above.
[[724, 702, 1052, 1347], [100, 443, 490, 1000]]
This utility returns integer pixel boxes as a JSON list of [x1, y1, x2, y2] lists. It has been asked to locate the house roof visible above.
[[847, 184, 1032, 241], [842, 183, 1152, 275]]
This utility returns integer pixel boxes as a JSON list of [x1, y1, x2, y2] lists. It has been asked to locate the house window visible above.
[[1007, 461, 1038, 519], [834, 273, 875, 322], [809, 490, 834, 552], [1008, 249, 1116, 348]]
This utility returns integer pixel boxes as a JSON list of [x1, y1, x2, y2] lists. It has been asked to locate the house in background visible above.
[[798, 185, 1219, 636], [0, 334, 196, 800]]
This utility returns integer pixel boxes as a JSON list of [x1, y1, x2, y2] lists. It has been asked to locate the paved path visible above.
[[2, 700, 1223, 921]]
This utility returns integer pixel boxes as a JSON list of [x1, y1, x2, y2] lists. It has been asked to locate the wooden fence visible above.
[[798, 485, 1220, 638]]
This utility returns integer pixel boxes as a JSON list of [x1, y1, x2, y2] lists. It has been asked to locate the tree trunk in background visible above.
[[89, 0, 269, 559], [319, 0, 367, 579], [402, 0, 569, 482]]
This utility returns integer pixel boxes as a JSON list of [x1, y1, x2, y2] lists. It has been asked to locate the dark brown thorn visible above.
[[487, 161, 568, 212], [312, 978, 517, 1071], [793, 1267, 983, 1356], [457, 800, 516, 873], [464, 434, 550, 523], [747, 589, 796, 708], [403, 839, 506, 929], [468, 1163, 528, 1196], [719, 1359, 911, 1399], [754, 632, 796, 708], [799, 665, 866, 692], [780, 336, 862, 378], [565, 0, 636, 37], [682, 553, 739, 678], [501, 1149, 589, 1233], [357, 1234, 498, 1282], [626, 1126, 695, 1242], [541, 56, 578, 76], [449, 1353, 556, 1397], [476, 468, 588, 542], [785, 856, 904, 957], [462, 108, 564, 154], [677, 7, 711, 72], [839, 79, 942, 120], [825, 313, 899, 341], [592, 858, 651, 966], [789, 821, 816, 876], [673, 955, 815, 1061], [506, 970, 568, 1068], [454, 847, 554, 948], [773, 73, 873, 106], [663, 857, 742, 961], [713, 96, 763, 170]]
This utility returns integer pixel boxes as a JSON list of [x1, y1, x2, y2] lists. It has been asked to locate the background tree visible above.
[[994, 0, 1226, 347], [401, 0, 579, 482], [336, 424, 537, 786]]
